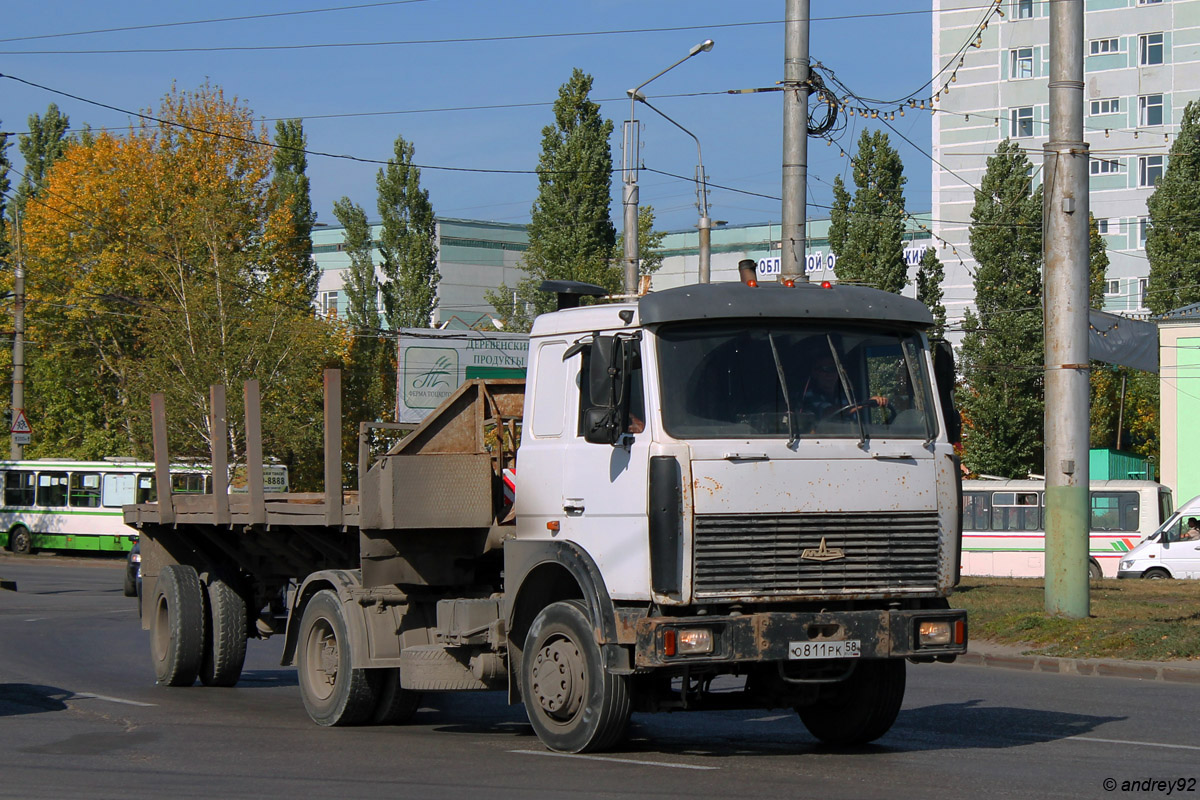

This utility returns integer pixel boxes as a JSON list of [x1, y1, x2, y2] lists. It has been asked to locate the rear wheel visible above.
[[370, 668, 422, 724], [150, 565, 206, 687], [297, 590, 377, 726], [9, 526, 31, 555], [797, 659, 906, 746], [199, 577, 247, 687], [521, 600, 631, 754]]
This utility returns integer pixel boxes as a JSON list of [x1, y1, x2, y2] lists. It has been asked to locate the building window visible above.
[[1139, 94, 1164, 126], [1010, 107, 1034, 138], [1090, 157, 1123, 176], [320, 290, 339, 317], [1138, 217, 1150, 248], [1097, 218, 1110, 234], [1090, 98, 1120, 115], [1139, 278, 1149, 307], [1010, 47, 1034, 79], [1137, 0, 1163, 5], [1105, 279, 1121, 296], [1139, 155, 1164, 187], [1089, 38, 1120, 56], [1139, 33, 1164, 65], [1014, 0, 1033, 19]]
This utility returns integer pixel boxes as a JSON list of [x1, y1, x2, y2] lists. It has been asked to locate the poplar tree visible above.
[[16, 104, 71, 217], [827, 130, 908, 293], [488, 68, 617, 329], [377, 134, 439, 330], [915, 248, 946, 342], [0, 124, 10, 260], [958, 139, 1044, 477], [1146, 100, 1200, 314], [269, 119, 319, 303], [334, 197, 392, 437]]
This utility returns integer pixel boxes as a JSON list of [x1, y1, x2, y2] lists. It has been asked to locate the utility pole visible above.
[[621, 117, 640, 296], [780, 0, 810, 283], [1043, 0, 1090, 618], [10, 211, 25, 460]]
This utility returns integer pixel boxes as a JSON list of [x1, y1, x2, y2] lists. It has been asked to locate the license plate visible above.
[[788, 639, 861, 660]]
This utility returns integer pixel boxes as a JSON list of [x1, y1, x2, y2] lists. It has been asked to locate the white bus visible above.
[[1, 459, 287, 555], [961, 479, 1173, 579]]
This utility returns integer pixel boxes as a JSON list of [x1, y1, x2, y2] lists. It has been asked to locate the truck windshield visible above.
[[656, 322, 937, 440]]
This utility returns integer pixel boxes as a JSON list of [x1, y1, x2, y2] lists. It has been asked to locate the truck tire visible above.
[[521, 600, 631, 754], [150, 564, 206, 687], [9, 526, 32, 556], [199, 577, 247, 687], [297, 590, 376, 726], [370, 668, 422, 725], [797, 658, 906, 746], [1143, 568, 1171, 580]]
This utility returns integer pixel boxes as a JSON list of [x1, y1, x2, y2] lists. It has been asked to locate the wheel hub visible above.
[[317, 636, 339, 686], [531, 638, 584, 721]]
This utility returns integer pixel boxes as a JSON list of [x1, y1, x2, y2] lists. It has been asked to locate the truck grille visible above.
[[693, 511, 941, 597]]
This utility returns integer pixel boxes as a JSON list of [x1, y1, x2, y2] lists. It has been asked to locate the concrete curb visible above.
[[959, 645, 1200, 684]]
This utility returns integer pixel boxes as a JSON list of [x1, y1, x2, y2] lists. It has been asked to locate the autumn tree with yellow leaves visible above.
[[16, 83, 340, 488]]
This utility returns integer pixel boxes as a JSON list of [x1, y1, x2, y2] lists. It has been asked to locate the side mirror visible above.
[[583, 335, 632, 445], [583, 407, 621, 445], [933, 340, 961, 446]]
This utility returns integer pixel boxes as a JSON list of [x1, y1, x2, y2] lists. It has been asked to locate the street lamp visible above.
[[630, 93, 711, 283], [622, 39, 714, 295]]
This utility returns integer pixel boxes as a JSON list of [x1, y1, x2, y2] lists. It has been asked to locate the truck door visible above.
[[560, 339, 652, 601], [1161, 518, 1200, 579]]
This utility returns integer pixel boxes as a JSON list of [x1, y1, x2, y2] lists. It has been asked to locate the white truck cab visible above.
[[1118, 494, 1200, 579]]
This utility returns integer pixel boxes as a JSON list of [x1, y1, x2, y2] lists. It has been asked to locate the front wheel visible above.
[[1088, 560, 1104, 581], [1143, 568, 1171, 580], [521, 600, 631, 754], [797, 658, 906, 746], [296, 590, 377, 726], [9, 526, 32, 555]]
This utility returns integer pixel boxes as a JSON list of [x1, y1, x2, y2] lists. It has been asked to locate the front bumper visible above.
[[634, 607, 968, 668], [1117, 569, 1145, 579]]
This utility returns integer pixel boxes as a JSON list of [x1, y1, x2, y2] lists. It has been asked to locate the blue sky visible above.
[[1, 1, 938, 234]]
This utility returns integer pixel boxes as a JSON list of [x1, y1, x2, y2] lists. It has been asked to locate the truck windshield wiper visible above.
[[768, 333, 799, 447], [826, 335, 868, 448]]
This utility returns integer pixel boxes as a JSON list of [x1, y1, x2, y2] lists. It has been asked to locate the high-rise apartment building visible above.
[[932, 0, 1200, 327]]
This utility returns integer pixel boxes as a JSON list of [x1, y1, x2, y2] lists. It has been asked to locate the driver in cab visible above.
[[800, 354, 889, 420]]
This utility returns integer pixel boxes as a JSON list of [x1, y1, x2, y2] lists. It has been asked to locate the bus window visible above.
[[36, 472, 69, 507], [69, 472, 102, 508], [172, 474, 209, 494], [137, 474, 156, 504], [1160, 492, 1173, 526], [991, 492, 1040, 531], [963, 492, 989, 531], [102, 473, 138, 508], [1091, 492, 1139, 532], [4, 471, 35, 507]]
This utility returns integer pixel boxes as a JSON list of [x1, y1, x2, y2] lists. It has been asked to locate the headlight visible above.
[[918, 620, 952, 646], [1121, 560, 1133, 570], [663, 627, 714, 656]]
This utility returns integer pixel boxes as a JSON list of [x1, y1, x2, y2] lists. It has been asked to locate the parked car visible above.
[[1119, 495, 1200, 579], [123, 539, 141, 598]]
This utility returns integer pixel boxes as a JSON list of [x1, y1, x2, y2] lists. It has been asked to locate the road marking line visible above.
[[72, 692, 156, 707], [1024, 733, 1200, 752], [511, 750, 718, 770], [1071, 736, 1200, 752]]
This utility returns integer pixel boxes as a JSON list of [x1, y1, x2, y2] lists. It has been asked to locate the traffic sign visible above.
[[10, 409, 31, 435]]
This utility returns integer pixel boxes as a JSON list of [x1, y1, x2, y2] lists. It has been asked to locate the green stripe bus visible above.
[[0, 459, 286, 555]]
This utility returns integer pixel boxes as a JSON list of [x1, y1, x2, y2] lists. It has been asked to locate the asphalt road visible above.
[[2, 554, 1198, 800]]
